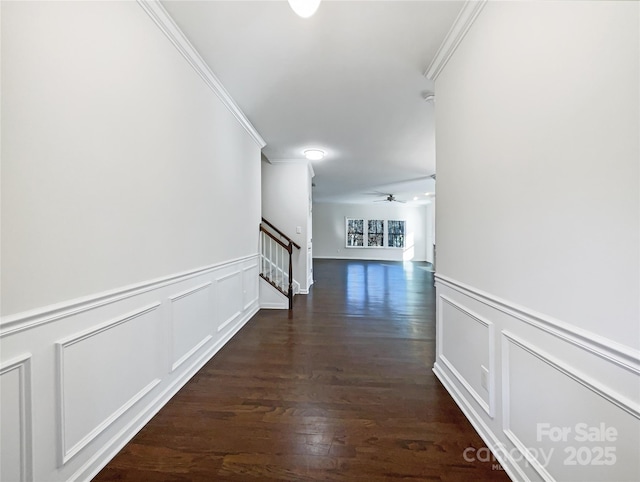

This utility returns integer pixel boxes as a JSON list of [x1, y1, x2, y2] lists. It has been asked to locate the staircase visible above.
[[259, 218, 300, 311]]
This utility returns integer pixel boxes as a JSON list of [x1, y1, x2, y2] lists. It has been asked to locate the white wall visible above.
[[261, 160, 313, 292], [313, 202, 431, 262], [433, 2, 639, 481], [1, 1, 262, 316], [426, 198, 435, 265], [0, 2, 262, 481]]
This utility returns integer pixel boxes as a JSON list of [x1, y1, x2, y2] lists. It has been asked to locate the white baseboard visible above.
[[73, 304, 257, 482], [434, 277, 640, 482], [0, 255, 260, 482]]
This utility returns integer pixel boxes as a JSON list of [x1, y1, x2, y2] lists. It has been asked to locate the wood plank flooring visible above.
[[94, 259, 509, 481]]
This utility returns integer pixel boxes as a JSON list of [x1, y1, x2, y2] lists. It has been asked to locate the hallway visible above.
[[94, 260, 508, 481]]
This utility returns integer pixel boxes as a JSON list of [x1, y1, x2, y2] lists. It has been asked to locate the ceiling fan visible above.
[[375, 193, 406, 203]]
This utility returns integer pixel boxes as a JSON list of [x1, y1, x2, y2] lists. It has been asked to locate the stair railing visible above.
[[259, 218, 301, 311]]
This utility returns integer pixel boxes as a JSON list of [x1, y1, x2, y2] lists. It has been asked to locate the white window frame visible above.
[[345, 218, 406, 249]]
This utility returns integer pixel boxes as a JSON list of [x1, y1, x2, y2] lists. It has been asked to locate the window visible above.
[[346, 218, 407, 249], [388, 220, 406, 248], [367, 220, 384, 247], [346, 218, 364, 247]]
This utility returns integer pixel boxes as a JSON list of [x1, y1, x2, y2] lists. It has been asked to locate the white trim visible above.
[[345, 217, 407, 249], [56, 303, 162, 464], [435, 274, 640, 375], [56, 303, 161, 348], [171, 335, 212, 373], [168, 281, 214, 372], [500, 330, 640, 482], [244, 296, 260, 311], [502, 331, 640, 421], [242, 264, 260, 311], [438, 294, 495, 417], [500, 333, 554, 482], [269, 159, 312, 165], [216, 271, 242, 332], [168, 281, 212, 302], [424, 0, 487, 81], [0, 254, 259, 337], [0, 354, 33, 482], [433, 362, 528, 482], [136, 0, 265, 148], [260, 301, 288, 310], [70, 304, 258, 482], [218, 311, 241, 333], [216, 270, 242, 283], [292, 279, 301, 295]]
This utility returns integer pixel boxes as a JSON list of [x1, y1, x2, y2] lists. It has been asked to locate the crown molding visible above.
[[137, 0, 266, 148], [424, 0, 487, 81], [267, 159, 315, 176], [269, 159, 309, 165]]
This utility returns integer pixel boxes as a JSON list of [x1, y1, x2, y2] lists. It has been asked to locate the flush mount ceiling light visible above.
[[288, 0, 321, 18], [304, 149, 325, 161]]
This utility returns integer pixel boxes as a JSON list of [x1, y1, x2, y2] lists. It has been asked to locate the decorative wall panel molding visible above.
[[216, 270, 243, 333], [435, 274, 640, 375], [433, 362, 525, 482], [438, 294, 495, 417], [169, 282, 213, 372], [136, 0, 266, 148], [242, 264, 259, 311], [502, 331, 639, 422], [0, 255, 260, 481], [69, 301, 258, 482], [435, 276, 640, 481], [501, 331, 640, 482], [56, 303, 162, 464], [0, 354, 33, 482], [0, 254, 257, 337]]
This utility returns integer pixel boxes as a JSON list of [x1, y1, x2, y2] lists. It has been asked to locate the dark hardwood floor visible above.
[[94, 259, 509, 481]]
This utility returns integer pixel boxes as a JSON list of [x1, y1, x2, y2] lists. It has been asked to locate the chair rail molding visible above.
[[0, 254, 258, 337], [435, 274, 640, 375], [435, 275, 640, 482], [1, 254, 260, 481]]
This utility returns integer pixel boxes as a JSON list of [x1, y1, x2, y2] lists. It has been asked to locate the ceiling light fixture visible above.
[[304, 149, 325, 161], [288, 0, 321, 18]]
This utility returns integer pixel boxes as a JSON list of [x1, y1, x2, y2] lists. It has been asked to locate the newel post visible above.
[[287, 242, 293, 311]]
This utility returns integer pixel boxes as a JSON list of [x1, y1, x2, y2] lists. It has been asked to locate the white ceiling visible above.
[[162, 0, 464, 204]]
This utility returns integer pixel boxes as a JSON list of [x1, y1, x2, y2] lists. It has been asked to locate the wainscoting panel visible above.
[[0, 254, 260, 482], [502, 332, 640, 482], [56, 303, 163, 464], [438, 294, 494, 416], [242, 263, 259, 311], [169, 282, 213, 372], [0, 354, 33, 482], [434, 276, 640, 482], [216, 269, 243, 333]]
